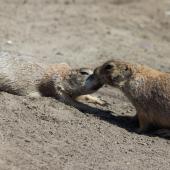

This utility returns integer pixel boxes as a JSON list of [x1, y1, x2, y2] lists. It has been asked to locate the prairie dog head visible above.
[[62, 68, 103, 98], [94, 60, 132, 88]]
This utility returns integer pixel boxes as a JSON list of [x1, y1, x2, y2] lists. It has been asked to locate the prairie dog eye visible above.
[[80, 71, 90, 75], [104, 63, 114, 71], [80, 68, 93, 75]]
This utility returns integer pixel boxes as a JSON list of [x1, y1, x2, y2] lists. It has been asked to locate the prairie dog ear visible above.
[[125, 65, 129, 71], [125, 65, 132, 72]]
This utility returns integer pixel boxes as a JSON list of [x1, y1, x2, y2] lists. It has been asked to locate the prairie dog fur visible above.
[[93, 59, 170, 135], [0, 52, 103, 112]]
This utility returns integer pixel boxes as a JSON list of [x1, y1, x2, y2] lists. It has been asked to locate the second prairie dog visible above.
[[93, 59, 170, 134], [0, 52, 103, 112]]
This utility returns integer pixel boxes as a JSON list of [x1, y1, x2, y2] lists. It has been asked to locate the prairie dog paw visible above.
[[76, 95, 109, 106]]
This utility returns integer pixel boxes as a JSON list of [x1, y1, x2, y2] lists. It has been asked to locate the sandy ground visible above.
[[0, 0, 170, 169]]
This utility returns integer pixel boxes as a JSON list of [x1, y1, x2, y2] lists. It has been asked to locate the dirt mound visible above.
[[0, 0, 170, 169]]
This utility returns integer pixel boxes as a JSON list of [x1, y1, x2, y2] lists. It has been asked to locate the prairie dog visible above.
[[0, 52, 103, 112], [93, 59, 170, 135]]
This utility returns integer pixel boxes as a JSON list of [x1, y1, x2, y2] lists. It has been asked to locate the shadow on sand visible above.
[[80, 103, 170, 140]]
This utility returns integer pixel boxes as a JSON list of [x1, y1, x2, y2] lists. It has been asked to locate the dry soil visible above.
[[0, 0, 170, 169]]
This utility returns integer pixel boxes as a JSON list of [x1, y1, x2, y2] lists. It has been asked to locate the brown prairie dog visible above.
[[0, 52, 103, 112], [92, 59, 170, 136]]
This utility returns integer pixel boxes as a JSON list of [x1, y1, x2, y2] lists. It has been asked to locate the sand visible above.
[[0, 0, 170, 169]]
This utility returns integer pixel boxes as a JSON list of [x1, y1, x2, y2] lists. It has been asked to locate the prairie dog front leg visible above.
[[58, 94, 98, 113], [76, 95, 108, 106]]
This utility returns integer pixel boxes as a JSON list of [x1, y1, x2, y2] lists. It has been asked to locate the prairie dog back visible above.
[[0, 52, 45, 95]]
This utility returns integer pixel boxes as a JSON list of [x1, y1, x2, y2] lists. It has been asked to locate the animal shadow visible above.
[[81, 103, 170, 140]]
